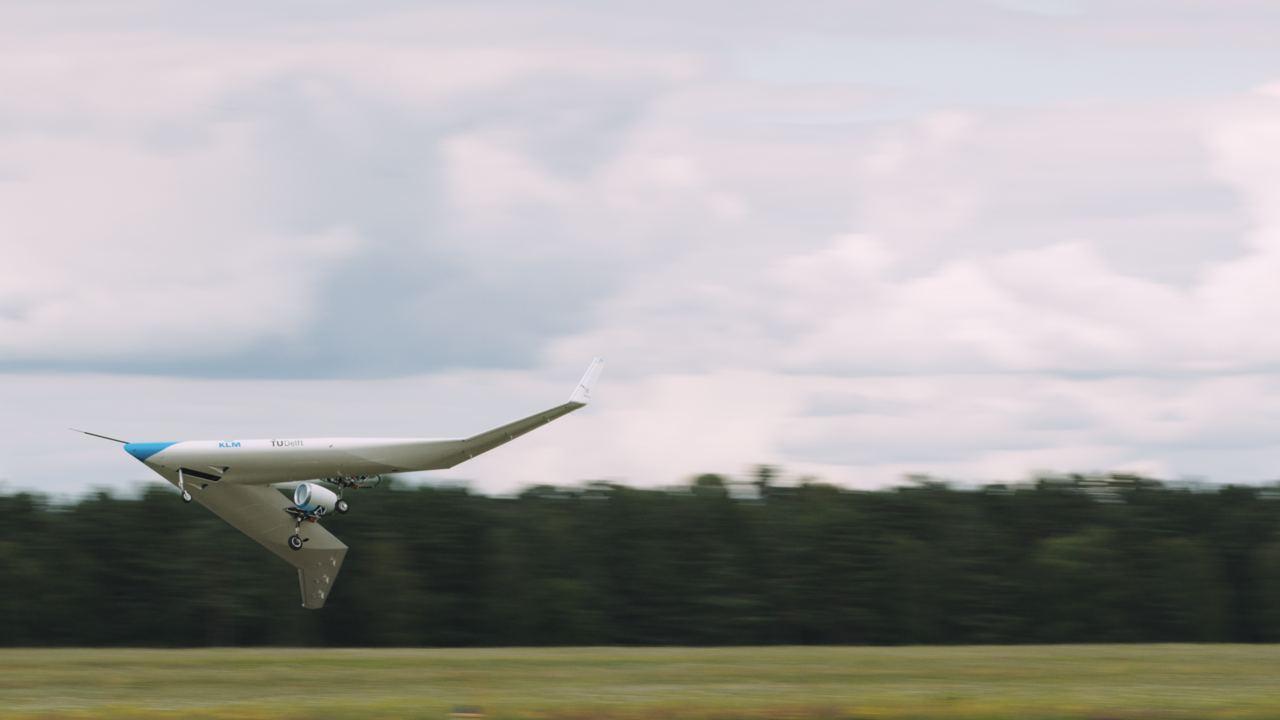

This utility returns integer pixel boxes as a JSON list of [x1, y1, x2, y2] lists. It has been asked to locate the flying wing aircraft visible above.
[[77, 358, 603, 609]]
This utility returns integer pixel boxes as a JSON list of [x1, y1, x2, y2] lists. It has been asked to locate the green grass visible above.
[[2, 645, 1279, 719]]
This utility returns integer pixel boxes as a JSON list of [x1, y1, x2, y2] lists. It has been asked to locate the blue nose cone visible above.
[[124, 442, 176, 463]]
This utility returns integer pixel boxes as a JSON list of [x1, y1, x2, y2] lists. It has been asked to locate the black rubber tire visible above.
[[336, 500, 349, 514], [288, 535, 303, 551]]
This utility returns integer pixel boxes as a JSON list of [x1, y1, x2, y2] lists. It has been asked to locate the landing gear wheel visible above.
[[336, 499, 349, 514], [181, 491, 192, 503], [288, 534, 303, 551]]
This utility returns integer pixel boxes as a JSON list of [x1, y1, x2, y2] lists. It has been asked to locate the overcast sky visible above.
[[6, 1, 1280, 495]]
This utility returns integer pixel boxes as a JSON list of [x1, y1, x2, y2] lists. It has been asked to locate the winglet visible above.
[[568, 357, 604, 406]]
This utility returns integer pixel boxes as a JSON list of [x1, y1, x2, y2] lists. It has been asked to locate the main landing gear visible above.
[[284, 497, 348, 551], [285, 506, 317, 552], [283, 476, 377, 550], [326, 475, 379, 516]]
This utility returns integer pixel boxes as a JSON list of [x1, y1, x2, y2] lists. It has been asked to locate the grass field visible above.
[[2, 645, 1279, 719]]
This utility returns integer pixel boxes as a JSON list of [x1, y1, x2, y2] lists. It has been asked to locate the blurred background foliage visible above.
[[2, 469, 1280, 647]]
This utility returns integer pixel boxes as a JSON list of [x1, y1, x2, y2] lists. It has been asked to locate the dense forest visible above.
[[4, 470, 1280, 646]]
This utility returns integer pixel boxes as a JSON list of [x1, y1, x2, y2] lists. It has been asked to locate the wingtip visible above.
[[569, 357, 605, 405]]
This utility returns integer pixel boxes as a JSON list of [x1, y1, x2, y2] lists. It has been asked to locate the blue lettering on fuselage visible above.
[[218, 441, 242, 448]]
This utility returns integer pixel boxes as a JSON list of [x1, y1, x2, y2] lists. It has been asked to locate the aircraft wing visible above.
[[183, 480, 347, 609], [80, 358, 604, 610], [418, 358, 603, 470]]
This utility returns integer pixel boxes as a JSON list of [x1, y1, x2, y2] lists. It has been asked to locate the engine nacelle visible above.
[[293, 482, 338, 516]]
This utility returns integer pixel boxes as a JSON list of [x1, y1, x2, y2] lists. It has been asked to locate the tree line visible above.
[[3, 470, 1280, 646]]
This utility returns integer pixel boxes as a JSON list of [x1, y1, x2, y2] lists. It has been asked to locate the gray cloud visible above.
[[7, 2, 1280, 492], [0, 23, 691, 377]]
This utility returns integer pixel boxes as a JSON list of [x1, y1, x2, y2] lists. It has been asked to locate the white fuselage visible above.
[[129, 437, 462, 485]]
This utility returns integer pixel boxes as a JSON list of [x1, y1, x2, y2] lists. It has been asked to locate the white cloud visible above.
[[19, 367, 1280, 497], [549, 88, 1280, 380], [0, 127, 363, 362]]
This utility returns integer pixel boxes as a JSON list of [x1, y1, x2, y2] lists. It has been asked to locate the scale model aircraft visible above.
[[77, 358, 604, 609]]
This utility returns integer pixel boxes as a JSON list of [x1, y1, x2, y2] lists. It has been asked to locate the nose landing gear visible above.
[[178, 469, 192, 503]]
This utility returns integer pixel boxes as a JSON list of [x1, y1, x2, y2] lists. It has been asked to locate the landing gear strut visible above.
[[282, 476, 374, 547], [284, 506, 317, 551], [323, 475, 380, 515], [287, 513, 307, 551], [178, 468, 192, 503]]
